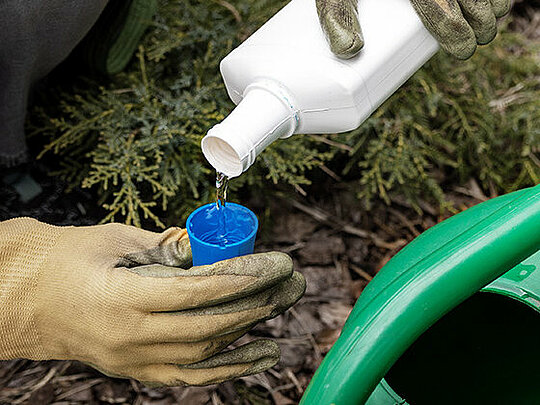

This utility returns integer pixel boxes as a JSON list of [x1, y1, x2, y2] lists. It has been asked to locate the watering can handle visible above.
[[301, 185, 540, 405]]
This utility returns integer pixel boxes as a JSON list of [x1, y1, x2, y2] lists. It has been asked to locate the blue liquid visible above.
[[196, 203, 254, 247], [187, 202, 258, 265]]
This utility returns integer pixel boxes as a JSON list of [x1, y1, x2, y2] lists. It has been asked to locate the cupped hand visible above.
[[0, 219, 305, 386]]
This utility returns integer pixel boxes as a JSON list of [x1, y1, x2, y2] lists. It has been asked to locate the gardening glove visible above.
[[316, 0, 512, 60], [0, 218, 305, 386]]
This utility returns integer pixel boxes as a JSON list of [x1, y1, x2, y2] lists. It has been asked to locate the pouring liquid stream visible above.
[[215, 172, 229, 239], [199, 172, 249, 247]]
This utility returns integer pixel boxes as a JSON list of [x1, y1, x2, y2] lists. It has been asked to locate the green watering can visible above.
[[301, 184, 540, 404]]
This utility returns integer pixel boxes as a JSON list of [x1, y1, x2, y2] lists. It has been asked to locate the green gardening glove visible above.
[[316, 0, 512, 60], [0, 218, 305, 386]]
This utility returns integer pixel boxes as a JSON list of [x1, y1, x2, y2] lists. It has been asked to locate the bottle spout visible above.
[[202, 81, 298, 178]]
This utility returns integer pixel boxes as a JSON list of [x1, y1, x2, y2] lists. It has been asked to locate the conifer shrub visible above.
[[29, 0, 539, 226], [337, 21, 539, 211]]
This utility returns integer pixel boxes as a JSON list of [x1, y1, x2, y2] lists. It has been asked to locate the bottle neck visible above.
[[202, 80, 298, 177]]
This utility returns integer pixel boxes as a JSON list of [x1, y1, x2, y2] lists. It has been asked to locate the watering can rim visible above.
[[301, 185, 540, 405]]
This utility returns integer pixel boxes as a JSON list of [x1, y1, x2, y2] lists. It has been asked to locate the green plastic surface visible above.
[[483, 249, 540, 312], [301, 185, 540, 404], [366, 379, 407, 405], [365, 247, 540, 405]]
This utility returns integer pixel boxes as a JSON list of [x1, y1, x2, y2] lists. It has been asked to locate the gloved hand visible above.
[[316, 0, 511, 60], [0, 218, 305, 386]]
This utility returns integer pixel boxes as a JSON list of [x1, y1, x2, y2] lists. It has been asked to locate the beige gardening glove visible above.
[[0, 218, 305, 386], [316, 0, 512, 60]]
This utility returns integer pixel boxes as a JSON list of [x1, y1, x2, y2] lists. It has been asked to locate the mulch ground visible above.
[[0, 167, 487, 404]]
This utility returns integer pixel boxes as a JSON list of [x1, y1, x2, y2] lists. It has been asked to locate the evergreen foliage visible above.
[[338, 22, 539, 211], [29, 0, 539, 226]]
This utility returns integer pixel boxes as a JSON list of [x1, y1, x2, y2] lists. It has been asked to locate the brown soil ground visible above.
[[0, 171, 490, 405]]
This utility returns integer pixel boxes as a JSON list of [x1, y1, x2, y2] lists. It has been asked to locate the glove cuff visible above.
[[0, 218, 65, 360]]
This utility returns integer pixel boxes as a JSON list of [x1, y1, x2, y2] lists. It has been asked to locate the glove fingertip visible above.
[[266, 251, 294, 273], [450, 39, 477, 60], [243, 340, 281, 375], [269, 271, 306, 317], [181, 339, 280, 371], [227, 251, 293, 281], [476, 28, 497, 46], [333, 33, 364, 59], [492, 0, 511, 18], [437, 25, 477, 60]]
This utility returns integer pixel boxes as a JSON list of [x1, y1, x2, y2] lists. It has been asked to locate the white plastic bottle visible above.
[[201, 0, 439, 178]]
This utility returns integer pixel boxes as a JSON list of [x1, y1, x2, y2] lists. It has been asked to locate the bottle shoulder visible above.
[[221, 46, 368, 132]]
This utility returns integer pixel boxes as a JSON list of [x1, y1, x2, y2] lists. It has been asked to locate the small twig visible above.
[[211, 391, 224, 405], [391, 195, 437, 216], [111, 88, 136, 95], [453, 178, 488, 201], [54, 373, 93, 383], [130, 379, 141, 393], [213, 0, 242, 24], [244, 373, 274, 393], [291, 199, 328, 222], [284, 368, 303, 395], [373, 216, 400, 238], [12, 367, 58, 404], [530, 153, 540, 169], [271, 383, 296, 393], [254, 373, 291, 405], [335, 257, 352, 285], [319, 164, 342, 181], [272, 336, 314, 345], [267, 368, 283, 380], [350, 264, 373, 281], [388, 208, 421, 237], [290, 199, 403, 250], [293, 183, 307, 197], [55, 378, 104, 401], [282, 242, 306, 253], [309, 135, 353, 152], [0, 360, 29, 386], [132, 395, 144, 405], [13, 364, 46, 378], [56, 361, 72, 376]]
